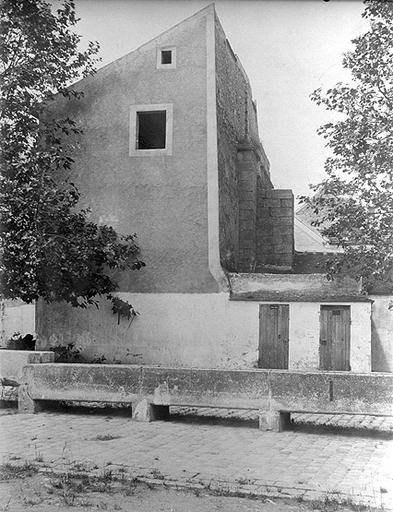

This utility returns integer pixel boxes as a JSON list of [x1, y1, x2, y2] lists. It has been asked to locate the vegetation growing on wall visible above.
[[303, 0, 393, 291], [0, 0, 144, 313]]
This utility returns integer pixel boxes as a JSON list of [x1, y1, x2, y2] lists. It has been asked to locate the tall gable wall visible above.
[[48, 9, 217, 294]]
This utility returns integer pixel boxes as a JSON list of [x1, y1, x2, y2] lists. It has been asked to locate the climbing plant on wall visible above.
[[0, 0, 144, 312], [302, 0, 393, 291]]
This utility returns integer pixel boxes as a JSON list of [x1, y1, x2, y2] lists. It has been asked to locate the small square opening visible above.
[[137, 110, 166, 150], [161, 50, 172, 65]]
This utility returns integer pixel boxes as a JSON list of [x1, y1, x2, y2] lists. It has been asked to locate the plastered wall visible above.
[[49, 8, 218, 295], [37, 294, 260, 369], [288, 302, 371, 373], [37, 295, 371, 372]]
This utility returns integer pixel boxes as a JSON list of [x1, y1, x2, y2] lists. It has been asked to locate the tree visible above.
[[0, 0, 144, 311], [304, 0, 393, 291]]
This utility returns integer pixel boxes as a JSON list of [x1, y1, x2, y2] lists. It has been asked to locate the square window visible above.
[[137, 111, 166, 150], [129, 104, 173, 156], [156, 47, 176, 69], [161, 50, 172, 65]]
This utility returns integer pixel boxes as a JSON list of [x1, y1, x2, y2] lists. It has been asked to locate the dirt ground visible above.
[[0, 469, 373, 512]]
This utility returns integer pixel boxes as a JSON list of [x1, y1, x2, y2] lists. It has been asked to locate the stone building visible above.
[[37, 5, 375, 373]]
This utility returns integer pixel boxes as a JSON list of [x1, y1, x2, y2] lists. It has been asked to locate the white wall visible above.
[[288, 301, 371, 373], [0, 300, 36, 346], [38, 293, 260, 369], [38, 292, 371, 372]]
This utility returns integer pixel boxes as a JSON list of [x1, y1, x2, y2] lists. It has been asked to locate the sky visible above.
[[74, 0, 368, 203]]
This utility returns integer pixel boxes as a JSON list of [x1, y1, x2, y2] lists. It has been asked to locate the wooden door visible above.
[[258, 304, 289, 369], [319, 306, 351, 371]]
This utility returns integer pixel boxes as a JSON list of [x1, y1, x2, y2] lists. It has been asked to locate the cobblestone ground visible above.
[[0, 406, 392, 510]]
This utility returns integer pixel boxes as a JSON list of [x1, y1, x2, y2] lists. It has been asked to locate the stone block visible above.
[[132, 399, 170, 422], [262, 199, 281, 208], [258, 410, 291, 432], [18, 363, 142, 403], [258, 189, 272, 199], [280, 199, 293, 208], [140, 367, 270, 409], [273, 254, 293, 266], [271, 189, 293, 198], [40, 352, 55, 363], [239, 209, 254, 221], [238, 168, 257, 179], [272, 225, 293, 236], [275, 217, 293, 226], [257, 236, 274, 245], [18, 384, 45, 414], [239, 190, 255, 201], [239, 248, 252, 257], [239, 227, 255, 238], [272, 243, 292, 253], [239, 200, 255, 211], [238, 182, 256, 193], [257, 208, 271, 218], [270, 207, 293, 217]]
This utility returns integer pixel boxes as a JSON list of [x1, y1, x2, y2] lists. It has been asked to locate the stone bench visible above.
[[18, 364, 393, 432]]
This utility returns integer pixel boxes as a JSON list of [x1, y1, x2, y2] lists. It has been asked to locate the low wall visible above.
[[0, 350, 54, 384], [20, 364, 393, 416], [36, 292, 372, 372]]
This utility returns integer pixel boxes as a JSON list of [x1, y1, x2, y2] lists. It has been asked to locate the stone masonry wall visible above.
[[215, 16, 270, 271], [256, 189, 294, 268], [237, 148, 258, 272]]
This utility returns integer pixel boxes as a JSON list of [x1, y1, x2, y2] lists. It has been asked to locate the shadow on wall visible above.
[[371, 318, 392, 372]]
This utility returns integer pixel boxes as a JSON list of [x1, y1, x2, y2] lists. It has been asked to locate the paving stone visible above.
[[0, 409, 392, 509]]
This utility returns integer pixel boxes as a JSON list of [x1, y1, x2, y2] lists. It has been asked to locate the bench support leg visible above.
[[132, 399, 170, 422], [258, 410, 291, 432], [18, 385, 44, 414]]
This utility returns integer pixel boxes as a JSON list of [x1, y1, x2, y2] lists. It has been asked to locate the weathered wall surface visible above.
[[37, 294, 371, 372], [37, 294, 260, 369], [215, 16, 270, 271], [0, 300, 35, 346], [370, 295, 393, 372], [50, 8, 218, 295], [229, 272, 362, 301], [237, 147, 258, 272], [256, 189, 294, 268]]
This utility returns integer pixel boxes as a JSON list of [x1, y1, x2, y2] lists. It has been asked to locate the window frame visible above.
[[156, 46, 177, 69], [129, 103, 173, 157]]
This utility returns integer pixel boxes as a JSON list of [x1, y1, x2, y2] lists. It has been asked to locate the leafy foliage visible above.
[[5, 332, 36, 350], [0, 0, 145, 308], [303, 0, 393, 290], [110, 296, 138, 325], [50, 342, 83, 363]]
